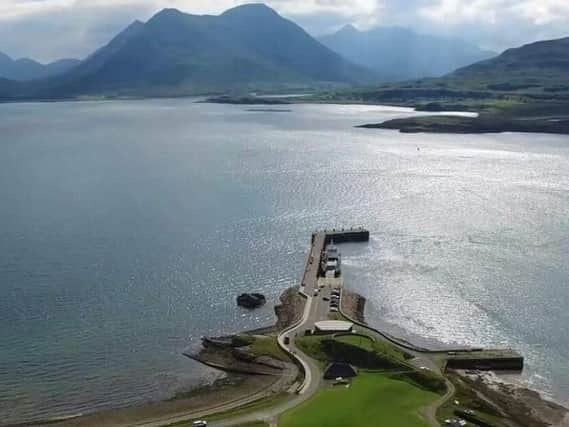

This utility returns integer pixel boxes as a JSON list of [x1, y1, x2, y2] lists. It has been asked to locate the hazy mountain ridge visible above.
[[1, 4, 373, 100], [1, 4, 567, 103], [319, 25, 495, 81], [0, 51, 80, 81]]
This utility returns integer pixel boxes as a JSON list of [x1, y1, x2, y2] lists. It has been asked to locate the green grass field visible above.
[[234, 423, 268, 427], [248, 336, 289, 361], [296, 333, 409, 369], [279, 372, 439, 427], [335, 334, 375, 351]]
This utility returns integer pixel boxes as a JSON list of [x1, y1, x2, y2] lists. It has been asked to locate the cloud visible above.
[[0, 1, 158, 62], [414, 0, 569, 50], [0, 0, 568, 62]]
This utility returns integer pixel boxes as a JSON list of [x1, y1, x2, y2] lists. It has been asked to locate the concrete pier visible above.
[[311, 227, 370, 245], [444, 349, 524, 371], [287, 228, 523, 385]]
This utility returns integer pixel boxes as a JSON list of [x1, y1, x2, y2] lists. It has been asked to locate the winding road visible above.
[[213, 230, 453, 427], [138, 230, 453, 427]]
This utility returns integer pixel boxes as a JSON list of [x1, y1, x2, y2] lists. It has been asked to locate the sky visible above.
[[1, 0, 568, 63]]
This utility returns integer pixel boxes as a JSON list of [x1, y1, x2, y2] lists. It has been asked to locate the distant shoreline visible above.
[[357, 114, 569, 136], [5, 93, 569, 137]]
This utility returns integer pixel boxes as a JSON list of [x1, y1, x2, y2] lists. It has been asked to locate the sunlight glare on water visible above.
[[0, 99, 568, 423]]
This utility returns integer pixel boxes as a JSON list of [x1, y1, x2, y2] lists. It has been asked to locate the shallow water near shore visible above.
[[0, 99, 568, 423]]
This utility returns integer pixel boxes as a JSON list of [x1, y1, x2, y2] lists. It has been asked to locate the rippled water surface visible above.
[[1, 99, 568, 423]]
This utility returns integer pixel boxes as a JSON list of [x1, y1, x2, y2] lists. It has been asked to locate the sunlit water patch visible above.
[[0, 99, 568, 423]]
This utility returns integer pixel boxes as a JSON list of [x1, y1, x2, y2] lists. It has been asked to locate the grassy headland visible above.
[[279, 372, 438, 427], [296, 333, 446, 394]]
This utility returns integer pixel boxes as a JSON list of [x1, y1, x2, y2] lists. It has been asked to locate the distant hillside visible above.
[[317, 35, 569, 116], [446, 36, 569, 92], [0, 51, 80, 81], [319, 25, 494, 81], [2, 4, 373, 100]]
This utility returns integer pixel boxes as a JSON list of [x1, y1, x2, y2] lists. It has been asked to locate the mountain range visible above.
[[2, 4, 373, 100], [0, 51, 79, 81], [0, 3, 567, 103], [319, 24, 495, 81]]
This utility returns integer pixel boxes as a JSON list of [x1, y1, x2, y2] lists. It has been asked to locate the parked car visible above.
[[192, 421, 207, 427]]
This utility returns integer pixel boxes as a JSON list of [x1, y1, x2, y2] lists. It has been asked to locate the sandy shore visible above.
[[43, 374, 278, 427]]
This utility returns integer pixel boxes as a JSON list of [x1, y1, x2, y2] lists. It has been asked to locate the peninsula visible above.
[[358, 115, 569, 135], [45, 229, 568, 427]]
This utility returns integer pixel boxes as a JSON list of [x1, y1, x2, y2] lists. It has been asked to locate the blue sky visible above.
[[1, 0, 568, 62]]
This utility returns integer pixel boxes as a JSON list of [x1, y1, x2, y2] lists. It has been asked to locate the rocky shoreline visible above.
[[340, 289, 366, 324], [457, 371, 569, 427], [181, 286, 309, 391]]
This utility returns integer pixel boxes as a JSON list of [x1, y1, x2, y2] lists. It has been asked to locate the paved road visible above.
[[423, 378, 455, 427], [209, 233, 331, 426]]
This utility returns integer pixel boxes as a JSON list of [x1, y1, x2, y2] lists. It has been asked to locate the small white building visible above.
[[314, 320, 354, 334]]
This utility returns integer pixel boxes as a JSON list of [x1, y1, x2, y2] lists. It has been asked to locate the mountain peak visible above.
[[221, 3, 279, 18], [0, 2, 372, 98], [147, 8, 187, 25], [338, 24, 359, 35], [153, 8, 184, 18], [0, 50, 79, 81]]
